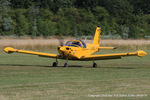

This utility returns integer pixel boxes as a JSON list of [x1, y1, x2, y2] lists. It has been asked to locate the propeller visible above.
[[56, 35, 64, 46]]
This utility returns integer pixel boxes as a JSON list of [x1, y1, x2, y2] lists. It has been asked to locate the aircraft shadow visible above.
[[0, 64, 136, 69], [101, 66, 136, 69], [0, 64, 84, 68], [0, 64, 50, 67]]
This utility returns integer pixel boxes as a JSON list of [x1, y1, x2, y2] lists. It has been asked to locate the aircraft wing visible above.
[[82, 50, 147, 60], [4, 47, 58, 58]]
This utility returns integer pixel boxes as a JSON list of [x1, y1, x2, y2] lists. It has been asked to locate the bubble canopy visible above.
[[65, 40, 86, 48]]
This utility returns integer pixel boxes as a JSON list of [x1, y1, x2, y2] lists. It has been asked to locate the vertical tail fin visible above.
[[93, 26, 101, 45]]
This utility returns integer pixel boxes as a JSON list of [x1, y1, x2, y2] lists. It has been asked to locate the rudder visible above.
[[93, 26, 101, 45]]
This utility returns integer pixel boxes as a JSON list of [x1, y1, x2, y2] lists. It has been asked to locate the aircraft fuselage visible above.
[[58, 44, 99, 60]]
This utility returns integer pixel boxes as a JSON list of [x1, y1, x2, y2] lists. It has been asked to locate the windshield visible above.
[[65, 40, 86, 48], [65, 41, 82, 47]]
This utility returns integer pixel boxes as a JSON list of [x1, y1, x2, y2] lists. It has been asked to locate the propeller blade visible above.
[[56, 35, 64, 46]]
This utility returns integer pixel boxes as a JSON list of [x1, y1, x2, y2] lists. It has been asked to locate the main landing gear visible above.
[[52, 59, 97, 68], [93, 61, 97, 68], [52, 58, 58, 67]]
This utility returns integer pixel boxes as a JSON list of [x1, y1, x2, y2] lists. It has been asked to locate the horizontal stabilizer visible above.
[[98, 47, 118, 50]]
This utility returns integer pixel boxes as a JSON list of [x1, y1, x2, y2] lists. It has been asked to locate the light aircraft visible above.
[[4, 26, 147, 67]]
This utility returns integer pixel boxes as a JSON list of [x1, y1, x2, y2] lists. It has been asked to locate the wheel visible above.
[[93, 63, 97, 68], [52, 62, 58, 67], [64, 63, 68, 67]]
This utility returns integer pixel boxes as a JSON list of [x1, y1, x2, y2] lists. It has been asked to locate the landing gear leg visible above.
[[64, 59, 68, 67], [93, 61, 97, 68], [52, 58, 58, 67]]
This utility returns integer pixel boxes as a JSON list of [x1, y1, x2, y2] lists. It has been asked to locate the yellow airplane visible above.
[[4, 26, 147, 67]]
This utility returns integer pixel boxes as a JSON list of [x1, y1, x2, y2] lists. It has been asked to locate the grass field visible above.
[[0, 39, 150, 100]]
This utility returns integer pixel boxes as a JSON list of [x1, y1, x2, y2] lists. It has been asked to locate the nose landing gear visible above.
[[64, 59, 68, 67], [52, 58, 69, 67]]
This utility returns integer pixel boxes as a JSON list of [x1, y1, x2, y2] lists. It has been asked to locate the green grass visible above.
[[0, 49, 150, 100]]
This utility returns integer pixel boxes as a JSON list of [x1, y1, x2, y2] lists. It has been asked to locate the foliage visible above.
[[0, 0, 150, 38], [38, 19, 57, 37], [2, 17, 14, 35], [15, 9, 29, 36]]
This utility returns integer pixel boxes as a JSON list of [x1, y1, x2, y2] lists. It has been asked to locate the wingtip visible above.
[[4, 47, 17, 53], [137, 50, 147, 57]]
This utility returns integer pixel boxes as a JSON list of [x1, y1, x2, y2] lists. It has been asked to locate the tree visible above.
[[0, 0, 16, 36], [129, 0, 150, 14], [101, 0, 133, 25], [57, 17, 71, 35], [0, 0, 149, 38], [15, 9, 29, 36], [39, 8, 54, 20], [26, 6, 39, 37], [38, 19, 57, 37], [92, 6, 109, 22], [75, 0, 98, 9], [10, 0, 33, 8], [57, 8, 80, 36], [2, 17, 15, 35]]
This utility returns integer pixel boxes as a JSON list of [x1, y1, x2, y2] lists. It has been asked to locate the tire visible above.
[[52, 62, 57, 67], [93, 63, 97, 68], [64, 63, 68, 67]]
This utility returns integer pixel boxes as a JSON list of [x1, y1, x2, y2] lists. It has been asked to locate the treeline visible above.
[[0, 0, 150, 38]]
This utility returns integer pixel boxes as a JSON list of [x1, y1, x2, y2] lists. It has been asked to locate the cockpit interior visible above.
[[65, 40, 86, 48]]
